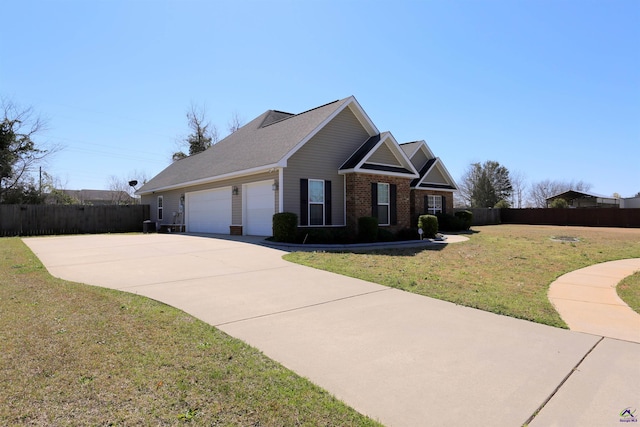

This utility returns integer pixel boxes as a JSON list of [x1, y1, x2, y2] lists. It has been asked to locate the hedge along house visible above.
[[137, 96, 458, 236]]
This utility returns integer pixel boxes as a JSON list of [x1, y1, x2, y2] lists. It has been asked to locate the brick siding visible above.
[[345, 173, 412, 233], [410, 189, 455, 226]]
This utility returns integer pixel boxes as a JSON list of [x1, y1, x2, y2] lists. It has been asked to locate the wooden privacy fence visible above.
[[0, 205, 151, 237], [500, 208, 640, 228]]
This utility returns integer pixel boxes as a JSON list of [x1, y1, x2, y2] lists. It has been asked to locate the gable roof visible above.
[[138, 97, 380, 194], [547, 190, 616, 201], [400, 140, 435, 160], [401, 140, 458, 191], [339, 132, 418, 178]]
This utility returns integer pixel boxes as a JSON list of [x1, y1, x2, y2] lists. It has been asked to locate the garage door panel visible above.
[[187, 188, 232, 234], [245, 182, 275, 236]]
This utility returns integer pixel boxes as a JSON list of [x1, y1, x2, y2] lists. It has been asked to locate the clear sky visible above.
[[3, 0, 639, 199]]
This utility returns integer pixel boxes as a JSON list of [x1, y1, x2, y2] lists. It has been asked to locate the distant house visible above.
[[48, 189, 135, 205], [620, 197, 640, 209], [546, 190, 620, 208], [137, 96, 457, 236]]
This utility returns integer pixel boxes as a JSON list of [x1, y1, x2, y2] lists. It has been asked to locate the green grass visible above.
[[0, 238, 381, 426], [284, 225, 640, 328], [618, 271, 640, 314]]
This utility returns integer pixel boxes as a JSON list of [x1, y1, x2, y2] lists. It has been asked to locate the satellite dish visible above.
[[128, 180, 138, 187]]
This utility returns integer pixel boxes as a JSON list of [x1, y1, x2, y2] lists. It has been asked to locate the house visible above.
[[620, 197, 640, 209], [137, 96, 458, 236], [47, 189, 136, 205], [546, 190, 620, 208]]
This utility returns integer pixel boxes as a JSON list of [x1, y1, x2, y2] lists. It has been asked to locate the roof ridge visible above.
[[261, 99, 342, 128]]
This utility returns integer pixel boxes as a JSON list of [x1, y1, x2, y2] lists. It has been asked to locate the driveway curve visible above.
[[23, 234, 640, 427], [548, 258, 640, 343]]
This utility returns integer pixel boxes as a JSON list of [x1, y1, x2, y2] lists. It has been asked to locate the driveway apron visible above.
[[23, 234, 640, 427]]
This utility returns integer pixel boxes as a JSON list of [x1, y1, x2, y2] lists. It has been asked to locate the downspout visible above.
[[278, 168, 284, 213]]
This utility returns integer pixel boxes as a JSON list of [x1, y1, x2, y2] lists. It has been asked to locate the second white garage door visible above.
[[186, 187, 232, 234], [244, 181, 275, 236]]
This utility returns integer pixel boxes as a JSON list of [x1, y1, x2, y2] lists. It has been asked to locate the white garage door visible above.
[[245, 181, 275, 236], [186, 187, 232, 234]]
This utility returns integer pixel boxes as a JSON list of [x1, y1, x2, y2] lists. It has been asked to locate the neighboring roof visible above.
[[138, 97, 376, 194], [58, 189, 134, 204], [547, 190, 616, 201]]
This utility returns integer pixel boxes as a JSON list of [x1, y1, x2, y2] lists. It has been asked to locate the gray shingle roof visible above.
[[138, 98, 350, 194]]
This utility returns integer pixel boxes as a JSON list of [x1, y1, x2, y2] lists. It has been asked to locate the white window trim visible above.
[[157, 195, 164, 221], [308, 179, 325, 226], [378, 183, 390, 226], [427, 195, 442, 215]]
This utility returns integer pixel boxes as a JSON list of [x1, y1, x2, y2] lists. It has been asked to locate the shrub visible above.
[[272, 212, 298, 242], [377, 228, 395, 242], [395, 228, 419, 241], [418, 215, 438, 239], [297, 227, 353, 244], [454, 210, 473, 230], [494, 199, 510, 208], [358, 217, 379, 243], [550, 198, 569, 208], [435, 213, 461, 232]]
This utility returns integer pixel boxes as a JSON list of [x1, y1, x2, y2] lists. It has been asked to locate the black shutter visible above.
[[325, 180, 332, 225], [441, 195, 447, 214], [300, 179, 308, 226], [424, 195, 429, 214], [371, 183, 378, 218], [390, 184, 397, 225]]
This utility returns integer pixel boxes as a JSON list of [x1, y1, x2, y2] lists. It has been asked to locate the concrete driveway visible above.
[[24, 234, 640, 427]]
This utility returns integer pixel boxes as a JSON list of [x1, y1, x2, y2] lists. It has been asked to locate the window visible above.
[[377, 183, 390, 225], [426, 195, 443, 215], [157, 196, 164, 221], [300, 179, 332, 226], [308, 179, 325, 226], [371, 182, 397, 226]]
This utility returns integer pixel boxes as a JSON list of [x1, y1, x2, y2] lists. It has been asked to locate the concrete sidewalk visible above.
[[23, 234, 640, 427], [549, 259, 640, 343]]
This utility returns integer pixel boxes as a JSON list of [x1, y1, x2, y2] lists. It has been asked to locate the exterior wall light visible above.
[[232, 186, 239, 195], [272, 180, 278, 191]]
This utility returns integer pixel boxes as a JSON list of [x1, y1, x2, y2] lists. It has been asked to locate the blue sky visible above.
[[3, 0, 639, 198]]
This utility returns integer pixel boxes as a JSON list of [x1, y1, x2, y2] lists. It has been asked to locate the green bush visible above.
[[550, 198, 569, 208], [395, 228, 419, 241], [435, 213, 461, 232], [494, 199, 510, 208], [454, 210, 473, 230], [418, 215, 438, 239], [358, 217, 379, 243], [272, 212, 298, 242], [297, 227, 353, 244], [377, 228, 395, 242]]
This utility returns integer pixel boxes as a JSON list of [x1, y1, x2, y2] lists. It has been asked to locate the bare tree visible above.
[[509, 170, 527, 208], [172, 103, 219, 160], [227, 111, 244, 134], [527, 179, 592, 207], [107, 170, 147, 205], [1, 99, 60, 202]]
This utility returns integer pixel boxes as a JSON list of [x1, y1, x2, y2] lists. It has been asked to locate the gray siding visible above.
[[141, 171, 278, 226], [425, 166, 448, 184], [411, 149, 429, 170], [283, 107, 371, 225], [368, 143, 402, 166]]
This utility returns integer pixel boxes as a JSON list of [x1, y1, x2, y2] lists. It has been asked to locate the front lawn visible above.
[[618, 271, 640, 314], [284, 225, 640, 327], [0, 238, 381, 426]]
